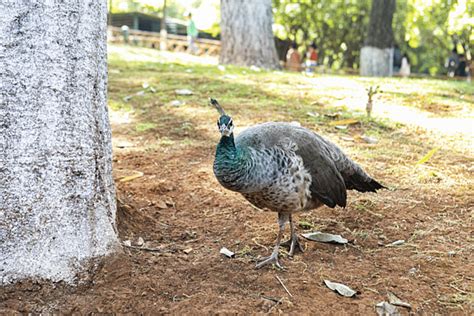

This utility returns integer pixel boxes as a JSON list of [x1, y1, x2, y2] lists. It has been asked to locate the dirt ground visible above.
[[1, 102, 473, 314]]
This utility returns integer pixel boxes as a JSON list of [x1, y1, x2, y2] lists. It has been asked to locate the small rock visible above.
[[175, 89, 193, 95], [136, 237, 144, 246], [183, 248, 193, 254], [156, 200, 168, 209], [408, 267, 417, 275], [170, 100, 184, 107], [123, 240, 132, 247], [220, 247, 235, 258], [362, 135, 378, 144]]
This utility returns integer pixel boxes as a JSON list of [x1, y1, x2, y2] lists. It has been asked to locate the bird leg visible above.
[[281, 214, 304, 257], [256, 213, 289, 269]]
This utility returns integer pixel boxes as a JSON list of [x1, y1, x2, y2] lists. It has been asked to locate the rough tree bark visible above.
[[0, 0, 119, 284], [220, 0, 280, 69], [360, 0, 396, 76]]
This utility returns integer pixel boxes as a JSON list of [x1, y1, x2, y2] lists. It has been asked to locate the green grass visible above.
[[107, 44, 473, 190]]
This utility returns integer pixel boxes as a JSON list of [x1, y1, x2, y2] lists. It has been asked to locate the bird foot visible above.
[[255, 252, 284, 270], [281, 235, 304, 257]]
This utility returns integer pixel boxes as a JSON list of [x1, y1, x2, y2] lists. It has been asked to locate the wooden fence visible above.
[[108, 26, 221, 56]]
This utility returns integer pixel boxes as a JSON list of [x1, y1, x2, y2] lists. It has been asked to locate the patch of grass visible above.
[[135, 122, 157, 132], [108, 44, 472, 195]]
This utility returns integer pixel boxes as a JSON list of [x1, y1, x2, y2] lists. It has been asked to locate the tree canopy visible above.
[[272, 0, 473, 75]]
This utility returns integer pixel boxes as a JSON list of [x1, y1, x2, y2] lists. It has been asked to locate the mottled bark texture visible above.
[[220, 0, 280, 69], [360, 0, 396, 76], [0, 0, 119, 284]]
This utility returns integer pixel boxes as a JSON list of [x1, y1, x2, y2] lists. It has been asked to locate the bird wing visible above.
[[236, 122, 348, 208]]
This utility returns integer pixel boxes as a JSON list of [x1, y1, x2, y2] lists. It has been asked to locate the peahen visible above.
[[210, 98, 385, 269]]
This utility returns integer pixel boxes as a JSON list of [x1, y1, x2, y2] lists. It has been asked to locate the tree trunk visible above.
[[0, 0, 119, 284], [220, 0, 280, 69], [360, 0, 396, 76]]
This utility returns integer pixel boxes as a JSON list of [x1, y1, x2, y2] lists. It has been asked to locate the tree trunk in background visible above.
[[0, 0, 119, 284], [220, 0, 280, 69], [360, 0, 396, 76]]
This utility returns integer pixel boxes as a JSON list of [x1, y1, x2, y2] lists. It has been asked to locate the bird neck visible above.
[[216, 133, 239, 162], [214, 133, 253, 191]]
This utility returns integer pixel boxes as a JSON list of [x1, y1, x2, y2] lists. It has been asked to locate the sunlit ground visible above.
[[108, 44, 473, 151]]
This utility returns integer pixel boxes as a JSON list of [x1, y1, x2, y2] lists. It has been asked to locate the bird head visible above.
[[210, 98, 234, 137]]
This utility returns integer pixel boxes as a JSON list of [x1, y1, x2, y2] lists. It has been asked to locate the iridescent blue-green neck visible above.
[[216, 133, 238, 162]]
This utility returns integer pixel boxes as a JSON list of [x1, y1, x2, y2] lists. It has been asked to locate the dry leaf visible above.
[[323, 280, 357, 297], [387, 292, 411, 309], [416, 148, 439, 164], [302, 232, 348, 244], [119, 171, 144, 182], [376, 301, 400, 316], [329, 118, 359, 126]]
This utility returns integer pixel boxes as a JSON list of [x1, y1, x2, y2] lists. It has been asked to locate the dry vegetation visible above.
[[1, 45, 473, 314]]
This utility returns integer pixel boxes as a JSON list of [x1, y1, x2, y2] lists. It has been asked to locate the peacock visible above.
[[210, 98, 385, 269]]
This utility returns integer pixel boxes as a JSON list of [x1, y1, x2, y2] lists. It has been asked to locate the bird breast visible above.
[[242, 146, 313, 213]]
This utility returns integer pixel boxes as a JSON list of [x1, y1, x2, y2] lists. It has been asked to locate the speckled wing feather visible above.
[[235, 122, 348, 208]]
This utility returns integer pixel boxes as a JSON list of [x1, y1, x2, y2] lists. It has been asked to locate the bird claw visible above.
[[281, 235, 304, 257], [255, 253, 284, 270]]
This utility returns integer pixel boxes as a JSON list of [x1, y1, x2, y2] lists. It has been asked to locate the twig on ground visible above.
[[275, 275, 293, 297], [122, 243, 164, 252]]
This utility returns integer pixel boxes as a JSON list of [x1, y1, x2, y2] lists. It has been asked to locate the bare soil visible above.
[[1, 107, 473, 315]]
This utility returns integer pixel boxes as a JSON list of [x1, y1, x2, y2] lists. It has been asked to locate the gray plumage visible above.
[[211, 99, 385, 269]]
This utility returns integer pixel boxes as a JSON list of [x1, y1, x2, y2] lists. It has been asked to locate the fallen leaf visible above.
[[416, 148, 439, 164], [323, 280, 357, 297], [175, 89, 193, 95], [375, 301, 401, 316], [386, 240, 405, 247], [329, 118, 359, 126], [119, 171, 144, 182], [387, 292, 411, 309], [302, 232, 348, 244]]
